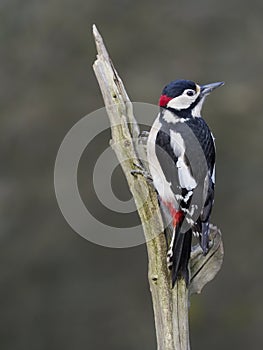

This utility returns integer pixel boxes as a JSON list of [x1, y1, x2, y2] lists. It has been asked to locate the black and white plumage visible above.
[[147, 79, 224, 287]]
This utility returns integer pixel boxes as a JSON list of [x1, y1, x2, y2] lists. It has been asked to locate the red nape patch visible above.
[[159, 94, 173, 107], [163, 201, 184, 227]]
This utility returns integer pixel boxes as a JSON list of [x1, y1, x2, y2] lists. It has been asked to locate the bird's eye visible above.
[[186, 90, 195, 96]]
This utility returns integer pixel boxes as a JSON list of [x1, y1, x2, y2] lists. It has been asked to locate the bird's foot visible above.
[[138, 131, 149, 144], [131, 162, 153, 183]]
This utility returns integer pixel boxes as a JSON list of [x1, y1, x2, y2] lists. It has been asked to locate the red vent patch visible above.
[[163, 201, 184, 227]]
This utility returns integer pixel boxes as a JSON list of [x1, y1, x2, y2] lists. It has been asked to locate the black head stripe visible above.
[[162, 80, 197, 98], [165, 94, 202, 118]]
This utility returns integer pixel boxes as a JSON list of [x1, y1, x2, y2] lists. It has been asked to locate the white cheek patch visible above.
[[167, 95, 194, 110], [166, 87, 200, 111]]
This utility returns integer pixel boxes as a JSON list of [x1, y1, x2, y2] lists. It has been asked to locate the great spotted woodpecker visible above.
[[147, 79, 224, 287]]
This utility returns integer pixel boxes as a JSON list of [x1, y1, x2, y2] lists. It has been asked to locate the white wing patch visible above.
[[170, 130, 197, 191], [167, 88, 200, 111], [170, 130, 185, 157], [177, 158, 197, 190]]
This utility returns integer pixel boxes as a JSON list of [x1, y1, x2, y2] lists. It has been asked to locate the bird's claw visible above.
[[131, 162, 153, 183], [138, 131, 149, 144]]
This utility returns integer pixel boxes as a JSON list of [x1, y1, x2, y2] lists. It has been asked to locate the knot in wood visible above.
[[124, 140, 131, 147], [151, 275, 158, 282]]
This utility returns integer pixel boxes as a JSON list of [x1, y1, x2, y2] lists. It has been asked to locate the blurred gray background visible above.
[[1, 0, 263, 349]]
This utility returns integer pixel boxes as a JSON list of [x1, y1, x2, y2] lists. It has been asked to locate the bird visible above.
[[147, 79, 224, 287]]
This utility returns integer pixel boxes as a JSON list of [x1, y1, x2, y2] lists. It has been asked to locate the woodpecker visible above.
[[147, 79, 224, 287]]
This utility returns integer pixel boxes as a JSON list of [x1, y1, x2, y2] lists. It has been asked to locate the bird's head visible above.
[[159, 79, 224, 117]]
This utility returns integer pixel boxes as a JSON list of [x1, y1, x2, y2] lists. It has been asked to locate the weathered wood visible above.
[[92, 24, 223, 350]]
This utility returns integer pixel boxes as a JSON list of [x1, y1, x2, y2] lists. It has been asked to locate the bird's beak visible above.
[[200, 82, 225, 96]]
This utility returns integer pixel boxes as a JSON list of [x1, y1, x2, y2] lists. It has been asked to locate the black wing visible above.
[[185, 117, 216, 253]]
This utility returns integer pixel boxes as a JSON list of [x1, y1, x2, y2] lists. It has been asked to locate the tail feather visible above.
[[200, 222, 210, 255], [178, 229, 192, 284], [167, 227, 192, 287]]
